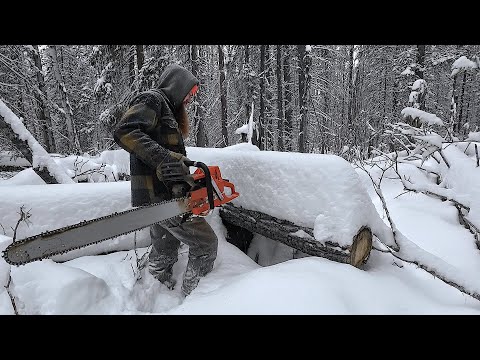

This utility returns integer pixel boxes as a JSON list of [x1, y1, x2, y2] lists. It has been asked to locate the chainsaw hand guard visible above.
[[187, 162, 239, 216]]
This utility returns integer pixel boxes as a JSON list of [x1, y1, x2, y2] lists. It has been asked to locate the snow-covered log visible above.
[[220, 203, 372, 268], [188, 144, 396, 251]]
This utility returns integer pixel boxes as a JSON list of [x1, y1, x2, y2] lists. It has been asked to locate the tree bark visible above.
[[48, 45, 81, 154], [218, 45, 229, 147], [297, 45, 311, 153], [259, 45, 266, 150], [128, 45, 135, 88], [346, 44, 355, 136], [191, 44, 208, 147], [276, 45, 284, 152], [458, 70, 467, 134], [265, 45, 274, 150], [415, 45, 425, 80], [243, 45, 257, 147], [220, 203, 372, 268], [136, 45, 144, 72], [416, 45, 427, 112], [30, 45, 55, 153], [451, 73, 458, 134], [283, 46, 294, 152]]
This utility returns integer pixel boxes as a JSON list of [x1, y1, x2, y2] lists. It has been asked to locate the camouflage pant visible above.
[[148, 215, 218, 296]]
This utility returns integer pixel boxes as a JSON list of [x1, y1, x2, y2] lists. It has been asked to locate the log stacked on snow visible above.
[[220, 203, 372, 268]]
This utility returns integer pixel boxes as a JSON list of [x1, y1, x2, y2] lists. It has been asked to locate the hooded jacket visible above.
[[113, 64, 199, 206]]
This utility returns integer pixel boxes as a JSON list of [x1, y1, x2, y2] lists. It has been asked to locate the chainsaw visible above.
[[2, 161, 239, 266]]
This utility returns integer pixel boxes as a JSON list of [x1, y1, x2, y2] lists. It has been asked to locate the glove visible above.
[[156, 152, 195, 187]]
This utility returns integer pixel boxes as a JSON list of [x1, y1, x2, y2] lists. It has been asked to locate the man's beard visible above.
[[175, 104, 190, 137]]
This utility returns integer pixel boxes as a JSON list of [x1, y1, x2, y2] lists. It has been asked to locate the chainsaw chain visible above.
[[2, 197, 190, 266]]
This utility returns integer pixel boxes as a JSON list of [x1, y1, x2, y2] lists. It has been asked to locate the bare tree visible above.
[[297, 45, 312, 153], [283, 45, 294, 152], [258, 45, 266, 150], [218, 45, 229, 147], [47, 45, 81, 153], [191, 44, 208, 147], [416, 45, 427, 111], [276, 45, 285, 152], [28, 45, 56, 153]]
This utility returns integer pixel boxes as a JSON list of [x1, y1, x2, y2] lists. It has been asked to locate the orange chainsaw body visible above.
[[188, 166, 239, 215]]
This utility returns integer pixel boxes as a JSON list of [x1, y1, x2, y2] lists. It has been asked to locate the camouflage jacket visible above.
[[113, 64, 199, 206]]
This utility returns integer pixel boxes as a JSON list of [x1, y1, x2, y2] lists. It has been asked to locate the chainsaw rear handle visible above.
[[184, 160, 214, 210]]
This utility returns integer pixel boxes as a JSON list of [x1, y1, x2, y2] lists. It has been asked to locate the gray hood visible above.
[[158, 64, 199, 111]]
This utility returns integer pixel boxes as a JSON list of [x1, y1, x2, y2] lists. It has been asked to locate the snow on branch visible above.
[[401, 107, 443, 126], [413, 133, 444, 149], [451, 55, 478, 77], [235, 101, 256, 144], [467, 132, 480, 142], [0, 99, 74, 184]]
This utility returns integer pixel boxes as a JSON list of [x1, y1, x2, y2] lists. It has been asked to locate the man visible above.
[[113, 63, 218, 297]]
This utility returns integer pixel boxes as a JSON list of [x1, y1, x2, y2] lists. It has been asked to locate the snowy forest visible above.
[[1, 45, 478, 160], [1, 44, 480, 314]]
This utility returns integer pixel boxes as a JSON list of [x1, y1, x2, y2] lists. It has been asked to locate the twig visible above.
[[430, 153, 441, 164], [454, 203, 480, 249], [392, 260, 404, 268], [11, 206, 32, 242], [372, 245, 390, 253], [394, 190, 410, 199], [475, 144, 479, 167], [130, 231, 151, 280], [356, 161, 400, 251], [5, 271, 18, 315], [397, 179, 470, 212], [0, 223, 6, 235], [397, 159, 440, 178], [438, 150, 450, 168]]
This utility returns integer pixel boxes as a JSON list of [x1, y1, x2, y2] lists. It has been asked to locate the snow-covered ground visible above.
[[1, 143, 480, 314]]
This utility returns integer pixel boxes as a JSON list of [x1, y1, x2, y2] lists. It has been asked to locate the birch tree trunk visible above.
[[48, 45, 81, 154]]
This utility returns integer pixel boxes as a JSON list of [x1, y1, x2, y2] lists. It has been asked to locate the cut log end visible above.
[[349, 226, 373, 268]]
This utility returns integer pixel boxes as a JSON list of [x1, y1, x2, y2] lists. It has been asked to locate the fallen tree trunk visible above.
[[0, 114, 59, 184], [219, 203, 372, 268], [0, 165, 28, 172], [0, 101, 74, 184]]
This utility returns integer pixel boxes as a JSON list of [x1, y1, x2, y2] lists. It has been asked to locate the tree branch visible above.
[[5, 271, 19, 315]]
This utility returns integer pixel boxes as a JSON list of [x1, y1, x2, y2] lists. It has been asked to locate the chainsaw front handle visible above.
[[186, 161, 214, 210]]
